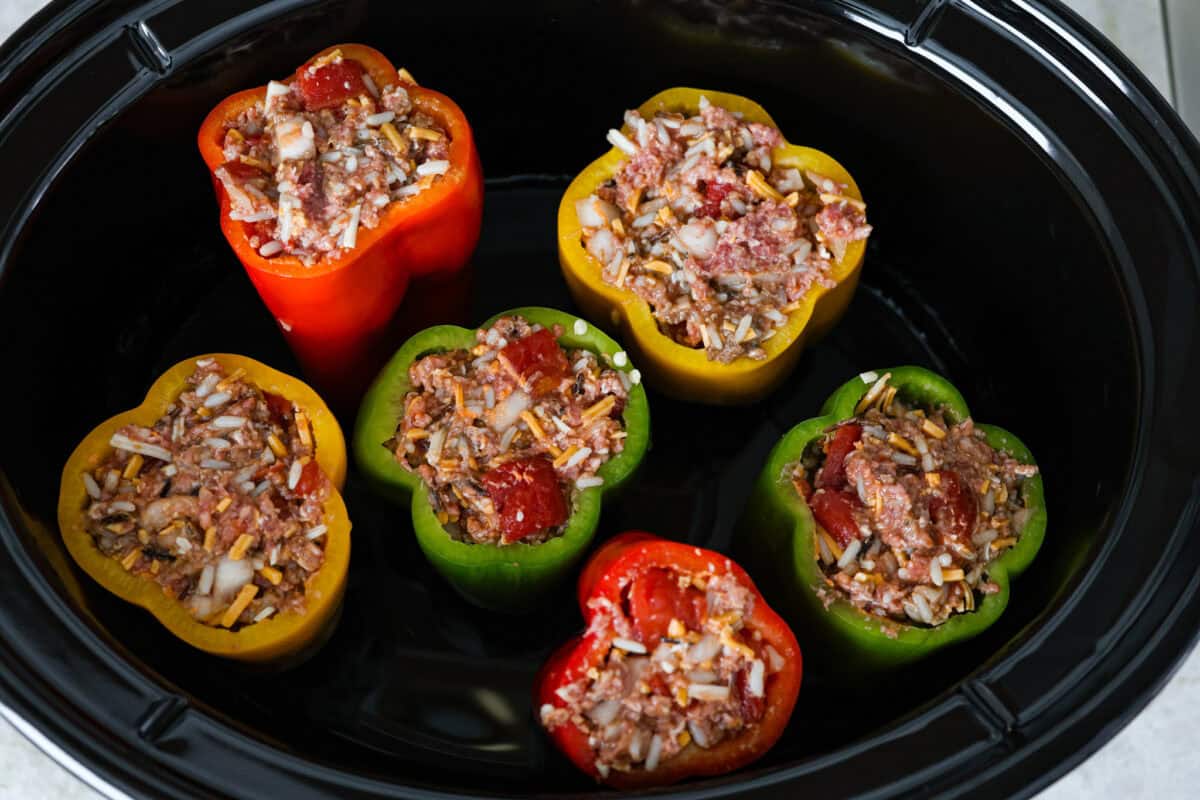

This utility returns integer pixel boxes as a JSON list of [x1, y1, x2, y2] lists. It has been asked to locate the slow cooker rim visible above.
[[0, 1, 1196, 798]]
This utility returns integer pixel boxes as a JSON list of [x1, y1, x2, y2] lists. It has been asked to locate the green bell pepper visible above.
[[353, 306, 650, 612], [737, 366, 1046, 672]]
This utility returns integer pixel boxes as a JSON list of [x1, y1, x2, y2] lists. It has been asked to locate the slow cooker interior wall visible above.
[[0, 1, 1139, 792]]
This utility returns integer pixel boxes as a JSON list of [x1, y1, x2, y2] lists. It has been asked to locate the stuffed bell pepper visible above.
[[58, 355, 351, 663], [353, 307, 650, 611], [537, 532, 802, 788], [198, 44, 484, 402], [559, 88, 870, 404], [738, 367, 1046, 673]]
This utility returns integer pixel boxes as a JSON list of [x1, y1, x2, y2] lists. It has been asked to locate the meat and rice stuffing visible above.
[[575, 96, 872, 363], [80, 359, 331, 629], [392, 316, 630, 545], [215, 49, 450, 265], [539, 566, 784, 778], [790, 372, 1039, 627]]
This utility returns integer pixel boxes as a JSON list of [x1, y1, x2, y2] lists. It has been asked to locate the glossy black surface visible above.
[[0, 1, 1198, 798]]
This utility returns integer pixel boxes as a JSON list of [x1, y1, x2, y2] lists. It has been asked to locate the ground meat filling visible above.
[[539, 570, 783, 778], [789, 373, 1039, 628], [80, 360, 331, 629], [216, 50, 451, 265], [392, 316, 630, 546], [575, 96, 872, 363]]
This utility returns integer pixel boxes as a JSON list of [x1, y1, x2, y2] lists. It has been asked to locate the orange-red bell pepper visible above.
[[558, 87, 866, 405], [536, 532, 802, 788], [57, 354, 351, 664], [198, 44, 484, 405]]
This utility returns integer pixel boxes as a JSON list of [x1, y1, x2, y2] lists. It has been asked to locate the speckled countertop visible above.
[[0, 1, 1195, 798]]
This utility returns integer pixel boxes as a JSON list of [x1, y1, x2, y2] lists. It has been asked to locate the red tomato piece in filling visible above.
[[698, 181, 734, 218], [295, 59, 368, 111], [500, 329, 570, 395], [263, 392, 294, 427], [809, 488, 862, 550], [815, 423, 862, 490], [293, 460, 324, 498], [928, 470, 979, 546], [481, 456, 568, 543], [626, 567, 708, 648]]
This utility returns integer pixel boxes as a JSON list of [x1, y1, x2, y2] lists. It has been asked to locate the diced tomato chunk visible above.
[[815, 423, 862, 490], [698, 181, 734, 218], [626, 567, 708, 649], [500, 329, 570, 396], [809, 488, 862, 550], [928, 470, 978, 546], [481, 456, 568, 543], [295, 59, 368, 111], [293, 460, 324, 497], [263, 392, 294, 427]]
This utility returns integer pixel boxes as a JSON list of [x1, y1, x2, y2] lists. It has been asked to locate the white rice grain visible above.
[[688, 684, 731, 702], [82, 473, 101, 500], [645, 735, 663, 772], [341, 204, 362, 249], [287, 459, 303, 489], [837, 539, 862, 569], [306, 524, 328, 540], [765, 645, 785, 673], [564, 447, 592, 470], [733, 314, 753, 344], [197, 565, 215, 596], [688, 721, 711, 749], [606, 128, 638, 156], [747, 660, 765, 697], [612, 637, 646, 654], [688, 634, 721, 664], [361, 72, 380, 97], [211, 415, 246, 430], [416, 160, 450, 177], [109, 434, 172, 462]]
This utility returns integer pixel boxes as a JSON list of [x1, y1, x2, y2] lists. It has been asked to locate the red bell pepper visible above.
[[536, 532, 802, 788], [198, 44, 484, 406]]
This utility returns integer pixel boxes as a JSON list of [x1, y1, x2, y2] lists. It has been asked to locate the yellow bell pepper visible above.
[[57, 354, 350, 663], [557, 87, 867, 405]]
